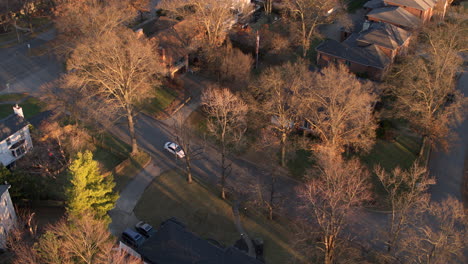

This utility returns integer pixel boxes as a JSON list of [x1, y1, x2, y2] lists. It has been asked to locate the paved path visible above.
[[108, 162, 165, 236], [428, 72, 468, 202]]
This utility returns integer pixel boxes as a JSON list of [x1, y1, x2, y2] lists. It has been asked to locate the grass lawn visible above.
[[135, 171, 303, 263], [361, 134, 422, 172], [287, 149, 314, 181], [92, 132, 151, 191], [187, 106, 208, 136], [0, 96, 44, 119], [141, 86, 179, 117], [0, 93, 29, 102], [113, 151, 150, 191]]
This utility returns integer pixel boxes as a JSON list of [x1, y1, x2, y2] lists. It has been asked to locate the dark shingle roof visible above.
[[137, 219, 263, 264], [367, 6, 421, 29], [357, 22, 411, 50], [384, 0, 436, 11], [0, 185, 10, 197], [316, 36, 391, 69], [0, 114, 29, 142], [364, 0, 385, 9]]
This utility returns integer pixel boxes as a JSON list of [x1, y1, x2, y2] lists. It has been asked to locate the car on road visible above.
[[121, 228, 146, 249], [135, 221, 156, 238], [164, 142, 185, 158]]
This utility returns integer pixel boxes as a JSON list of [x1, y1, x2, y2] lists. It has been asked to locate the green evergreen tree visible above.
[[66, 151, 118, 219]]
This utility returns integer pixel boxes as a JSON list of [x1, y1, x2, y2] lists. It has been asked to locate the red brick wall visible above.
[[317, 52, 385, 80]]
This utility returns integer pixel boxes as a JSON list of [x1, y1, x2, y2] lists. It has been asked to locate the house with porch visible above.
[[0, 105, 33, 167], [0, 185, 17, 249]]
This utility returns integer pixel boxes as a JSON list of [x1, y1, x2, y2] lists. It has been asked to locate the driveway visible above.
[[428, 72, 468, 202]]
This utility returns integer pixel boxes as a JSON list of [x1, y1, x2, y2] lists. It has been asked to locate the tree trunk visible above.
[[221, 150, 226, 199], [126, 109, 139, 155], [324, 235, 335, 264], [281, 131, 287, 167], [185, 154, 193, 183]]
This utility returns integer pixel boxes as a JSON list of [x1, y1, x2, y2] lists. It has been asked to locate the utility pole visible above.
[[255, 30, 260, 69]]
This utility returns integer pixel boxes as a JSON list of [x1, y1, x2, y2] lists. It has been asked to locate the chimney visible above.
[[135, 28, 144, 38], [13, 104, 24, 118]]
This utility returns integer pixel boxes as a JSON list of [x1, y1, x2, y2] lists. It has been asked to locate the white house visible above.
[[0, 185, 17, 249], [0, 105, 33, 167]]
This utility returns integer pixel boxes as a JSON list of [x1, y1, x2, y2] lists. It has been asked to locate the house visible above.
[[0, 185, 17, 249], [366, 6, 422, 30], [0, 105, 33, 167], [148, 18, 203, 78], [383, 0, 436, 23], [122, 218, 263, 264], [364, 0, 385, 12], [316, 22, 411, 80]]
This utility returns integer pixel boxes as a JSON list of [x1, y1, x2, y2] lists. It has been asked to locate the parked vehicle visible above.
[[121, 228, 146, 248], [164, 142, 185, 158], [135, 221, 156, 238]]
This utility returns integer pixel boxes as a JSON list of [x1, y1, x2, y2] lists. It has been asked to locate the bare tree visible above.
[[284, 0, 337, 57], [62, 29, 163, 155], [202, 85, 248, 199], [297, 150, 372, 264], [400, 197, 467, 264], [388, 19, 467, 151], [10, 213, 142, 264], [254, 61, 310, 167], [299, 64, 377, 154], [172, 112, 204, 183], [374, 162, 434, 257], [159, 0, 248, 47], [263, 0, 273, 14], [53, 0, 138, 51]]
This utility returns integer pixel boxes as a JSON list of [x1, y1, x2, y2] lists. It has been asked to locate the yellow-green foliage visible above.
[[67, 151, 118, 218]]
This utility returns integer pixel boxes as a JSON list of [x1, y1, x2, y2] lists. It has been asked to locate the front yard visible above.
[[134, 171, 303, 263]]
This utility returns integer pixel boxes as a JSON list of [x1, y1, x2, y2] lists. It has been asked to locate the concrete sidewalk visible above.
[[108, 161, 166, 236]]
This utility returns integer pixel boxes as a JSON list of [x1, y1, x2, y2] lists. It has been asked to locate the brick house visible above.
[[383, 0, 436, 23], [0, 185, 17, 249], [0, 105, 33, 167], [366, 6, 422, 30], [316, 22, 411, 80]]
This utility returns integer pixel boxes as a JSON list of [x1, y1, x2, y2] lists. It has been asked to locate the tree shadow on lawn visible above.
[[134, 171, 303, 263]]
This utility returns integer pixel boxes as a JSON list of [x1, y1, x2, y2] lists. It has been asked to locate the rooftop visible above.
[[363, 0, 385, 9], [357, 22, 412, 50], [316, 35, 391, 69], [136, 218, 263, 264], [0, 185, 10, 197], [367, 6, 422, 29], [0, 114, 29, 142], [384, 0, 436, 11]]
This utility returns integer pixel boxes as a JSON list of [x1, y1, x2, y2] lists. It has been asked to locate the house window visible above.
[[6, 138, 11, 146], [11, 145, 26, 158]]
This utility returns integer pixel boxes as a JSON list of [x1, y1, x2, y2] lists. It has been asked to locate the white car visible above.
[[164, 142, 185, 158]]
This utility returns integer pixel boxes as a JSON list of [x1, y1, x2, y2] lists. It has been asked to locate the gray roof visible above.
[[367, 6, 422, 29], [316, 36, 391, 69], [0, 114, 29, 142], [384, 0, 436, 11], [0, 185, 10, 197], [137, 219, 263, 264], [364, 0, 384, 9], [357, 22, 411, 50]]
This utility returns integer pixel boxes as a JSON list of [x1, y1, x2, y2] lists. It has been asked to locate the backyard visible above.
[[134, 171, 304, 263], [0, 93, 44, 119]]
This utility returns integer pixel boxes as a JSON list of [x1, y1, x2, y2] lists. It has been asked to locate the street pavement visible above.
[[429, 72, 468, 202], [0, 29, 62, 95]]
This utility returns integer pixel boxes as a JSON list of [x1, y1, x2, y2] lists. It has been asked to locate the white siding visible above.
[[0, 126, 33, 167], [0, 188, 17, 248]]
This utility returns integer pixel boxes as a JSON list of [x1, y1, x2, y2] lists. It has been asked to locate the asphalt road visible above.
[[0, 29, 62, 95], [429, 72, 468, 202]]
